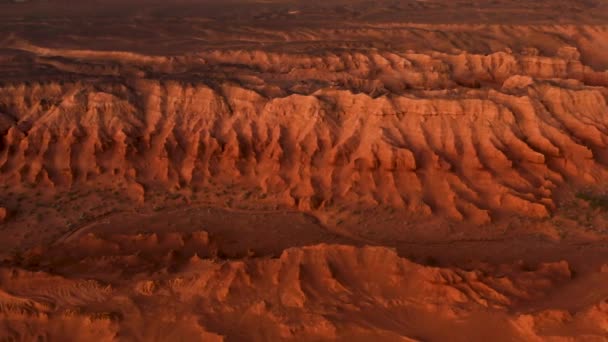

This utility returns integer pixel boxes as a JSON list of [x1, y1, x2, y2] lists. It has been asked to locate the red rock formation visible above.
[[1, 0, 608, 340]]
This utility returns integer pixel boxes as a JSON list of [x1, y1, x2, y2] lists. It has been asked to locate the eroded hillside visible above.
[[1, 0, 608, 340]]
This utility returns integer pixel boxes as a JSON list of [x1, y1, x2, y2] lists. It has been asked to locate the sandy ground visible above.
[[1, 0, 608, 340]]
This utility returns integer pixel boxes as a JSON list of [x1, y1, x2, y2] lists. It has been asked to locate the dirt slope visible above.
[[1, 0, 608, 340]]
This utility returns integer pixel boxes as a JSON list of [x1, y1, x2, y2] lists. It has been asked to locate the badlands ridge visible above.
[[1, 0, 608, 340]]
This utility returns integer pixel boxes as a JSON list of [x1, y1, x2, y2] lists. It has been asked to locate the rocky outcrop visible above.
[[0, 71, 607, 221], [1, 239, 593, 341], [1, 20, 608, 223]]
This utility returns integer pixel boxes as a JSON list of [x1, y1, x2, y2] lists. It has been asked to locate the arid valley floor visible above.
[[1, 0, 608, 340]]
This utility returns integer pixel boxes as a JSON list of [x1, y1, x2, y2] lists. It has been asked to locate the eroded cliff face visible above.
[[1, 42, 608, 221], [2, 2, 608, 340], [5, 235, 605, 342]]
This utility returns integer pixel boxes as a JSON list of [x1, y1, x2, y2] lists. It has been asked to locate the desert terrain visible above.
[[1, 0, 608, 340]]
